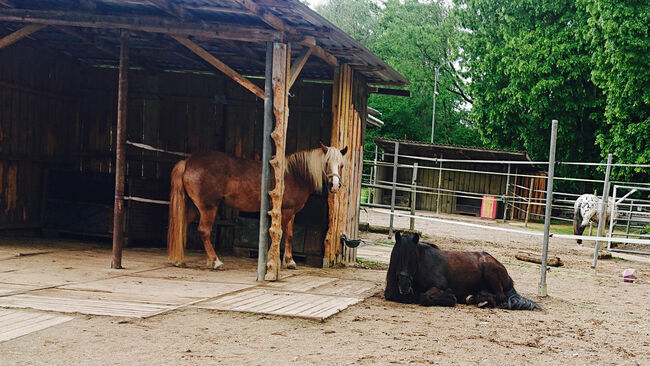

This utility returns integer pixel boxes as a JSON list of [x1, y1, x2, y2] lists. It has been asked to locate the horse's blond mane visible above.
[[286, 147, 344, 193]]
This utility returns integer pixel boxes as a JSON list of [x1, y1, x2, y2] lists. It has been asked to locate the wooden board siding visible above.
[[0, 43, 81, 229], [323, 65, 367, 267]]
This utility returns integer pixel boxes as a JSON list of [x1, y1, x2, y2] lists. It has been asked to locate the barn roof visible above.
[[0, 0, 408, 86], [375, 138, 533, 162]]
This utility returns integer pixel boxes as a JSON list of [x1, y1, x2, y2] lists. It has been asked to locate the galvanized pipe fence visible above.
[[362, 120, 650, 295]]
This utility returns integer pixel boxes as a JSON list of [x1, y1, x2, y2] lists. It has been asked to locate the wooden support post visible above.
[[410, 162, 418, 230], [111, 31, 129, 269], [524, 178, 534, 227], [265, 41, 290, 281], [0, 23, 46, 49], [171, 35, 264, 99]]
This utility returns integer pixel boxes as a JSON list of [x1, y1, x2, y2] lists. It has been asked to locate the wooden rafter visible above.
[[0, 9, 279, 43], [300, 36, 338, 67], [288, 47, 312, 88], [232, 0, 297, 34], [0, 23, 46, 49], [54, 26, 118, 57], [172, 35, 264, 99]]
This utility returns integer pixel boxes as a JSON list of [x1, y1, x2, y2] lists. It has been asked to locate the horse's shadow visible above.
[[384, 232, 541, 311]]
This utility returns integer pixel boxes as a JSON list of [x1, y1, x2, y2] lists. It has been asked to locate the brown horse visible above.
[[167, 143, 347, 274]]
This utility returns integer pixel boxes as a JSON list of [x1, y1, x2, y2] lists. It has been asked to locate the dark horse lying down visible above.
[[385, 232, 540, 310]]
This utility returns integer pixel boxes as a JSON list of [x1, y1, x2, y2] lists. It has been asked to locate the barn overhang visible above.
[[0, 0, 408, 279]]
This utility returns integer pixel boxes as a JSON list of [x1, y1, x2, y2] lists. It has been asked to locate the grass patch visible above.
[[356, 257, 388, 270]]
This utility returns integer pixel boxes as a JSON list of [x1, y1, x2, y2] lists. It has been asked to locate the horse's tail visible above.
[[573, 203, 585, 244], [504, 288, 541, 311], [167, 159, 188, 265]]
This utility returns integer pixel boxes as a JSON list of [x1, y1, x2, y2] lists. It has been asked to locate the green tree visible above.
[[455, 0, 605, 178], [316, 0, 482, 151], [583, 0, 650, 180]]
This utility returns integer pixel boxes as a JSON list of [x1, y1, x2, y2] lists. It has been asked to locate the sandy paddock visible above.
[[0, 211, 648, 365]]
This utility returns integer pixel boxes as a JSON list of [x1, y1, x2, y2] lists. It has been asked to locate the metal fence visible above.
[[361, 121, 650, 296]]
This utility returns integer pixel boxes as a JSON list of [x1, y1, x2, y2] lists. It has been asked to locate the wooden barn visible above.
[[373, 138, 547, 220], [0, 0, 408, 276]]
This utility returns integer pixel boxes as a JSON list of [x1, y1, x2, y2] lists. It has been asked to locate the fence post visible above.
[[524, 178, 535, 227], [502, 163, 511, 222], [539, 120, 558, 297], [388, 142, 399, 238], [607, 185, 618, 251], [592, 153, 613, 269], [436, 154, 443, 214], [410, 162, 418, 230], [625, 199, 633, 238]]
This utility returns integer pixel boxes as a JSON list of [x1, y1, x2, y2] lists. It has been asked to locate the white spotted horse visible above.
[[573, 194, 615, 244]]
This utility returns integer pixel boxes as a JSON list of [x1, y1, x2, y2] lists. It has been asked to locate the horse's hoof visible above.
[[477, 301, 488, 308], [213, 260, 225, 271], [264, 271, 278, 281], [284, 260, 296, 270], [465, 295, 474, 304]]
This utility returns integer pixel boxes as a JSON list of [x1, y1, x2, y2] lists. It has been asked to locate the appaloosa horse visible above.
[[573, 194, 615, 244], [385, 232, 540, 310], [167, 143, 347, 274]]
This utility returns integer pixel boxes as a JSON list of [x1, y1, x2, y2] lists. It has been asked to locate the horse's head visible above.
[[320, 142, 347, 194], [393, 231, 420, 296]]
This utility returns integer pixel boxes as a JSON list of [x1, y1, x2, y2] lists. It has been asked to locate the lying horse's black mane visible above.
[[384, 231, 540, 311], [422, 241, 439, 249]]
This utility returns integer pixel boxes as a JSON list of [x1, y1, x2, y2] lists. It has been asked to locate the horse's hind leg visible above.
[[197, 205, 224, 270], [420, 287, 457, 307], [282, 215, 297, 269]]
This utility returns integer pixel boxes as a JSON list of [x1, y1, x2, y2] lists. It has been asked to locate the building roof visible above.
[[374, 137, 533, 162], [0, 0, 408, 86]]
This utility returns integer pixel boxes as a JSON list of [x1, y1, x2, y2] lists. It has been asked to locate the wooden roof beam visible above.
[[172, 35, 264, 99], [288, 47, 312, 88], [0, 23, 46, 49], [0, 8, 278, 42], [232, 0, 297, 34], [146, 0, 193, 20], [299, 36, 337, 67]]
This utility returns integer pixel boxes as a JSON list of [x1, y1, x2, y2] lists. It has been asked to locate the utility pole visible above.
[[430, 66, 440, 143]]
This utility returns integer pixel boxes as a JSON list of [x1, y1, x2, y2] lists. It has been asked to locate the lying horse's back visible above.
[[421, 248, 512, 303]]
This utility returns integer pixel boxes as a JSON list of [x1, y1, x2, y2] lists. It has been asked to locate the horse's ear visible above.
[[394, 231, 401, 244], [412, 233, 420, 244], [340, 146, 348, 156], [319, 141, 328, 153]]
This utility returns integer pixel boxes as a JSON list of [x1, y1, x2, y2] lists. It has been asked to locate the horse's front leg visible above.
[[282, 214, 297, 269], [419, 287, 457, 307]]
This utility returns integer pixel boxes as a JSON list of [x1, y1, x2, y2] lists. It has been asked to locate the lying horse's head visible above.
[[393, 231, 420, 296], [320, 142, 347, 193]]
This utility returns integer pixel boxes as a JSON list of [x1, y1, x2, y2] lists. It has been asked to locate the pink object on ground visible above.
[[622, 268, 637, 283]]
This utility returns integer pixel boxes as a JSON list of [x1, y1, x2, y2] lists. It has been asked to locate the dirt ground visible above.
[[1, 211, 649, 365]]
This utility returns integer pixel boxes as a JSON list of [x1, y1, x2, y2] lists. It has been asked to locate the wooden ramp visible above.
[[0, 294, 174, 318], [197, 288, 364, 321], [0, 309, 72, 343], [197, 276, 380, 321]]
